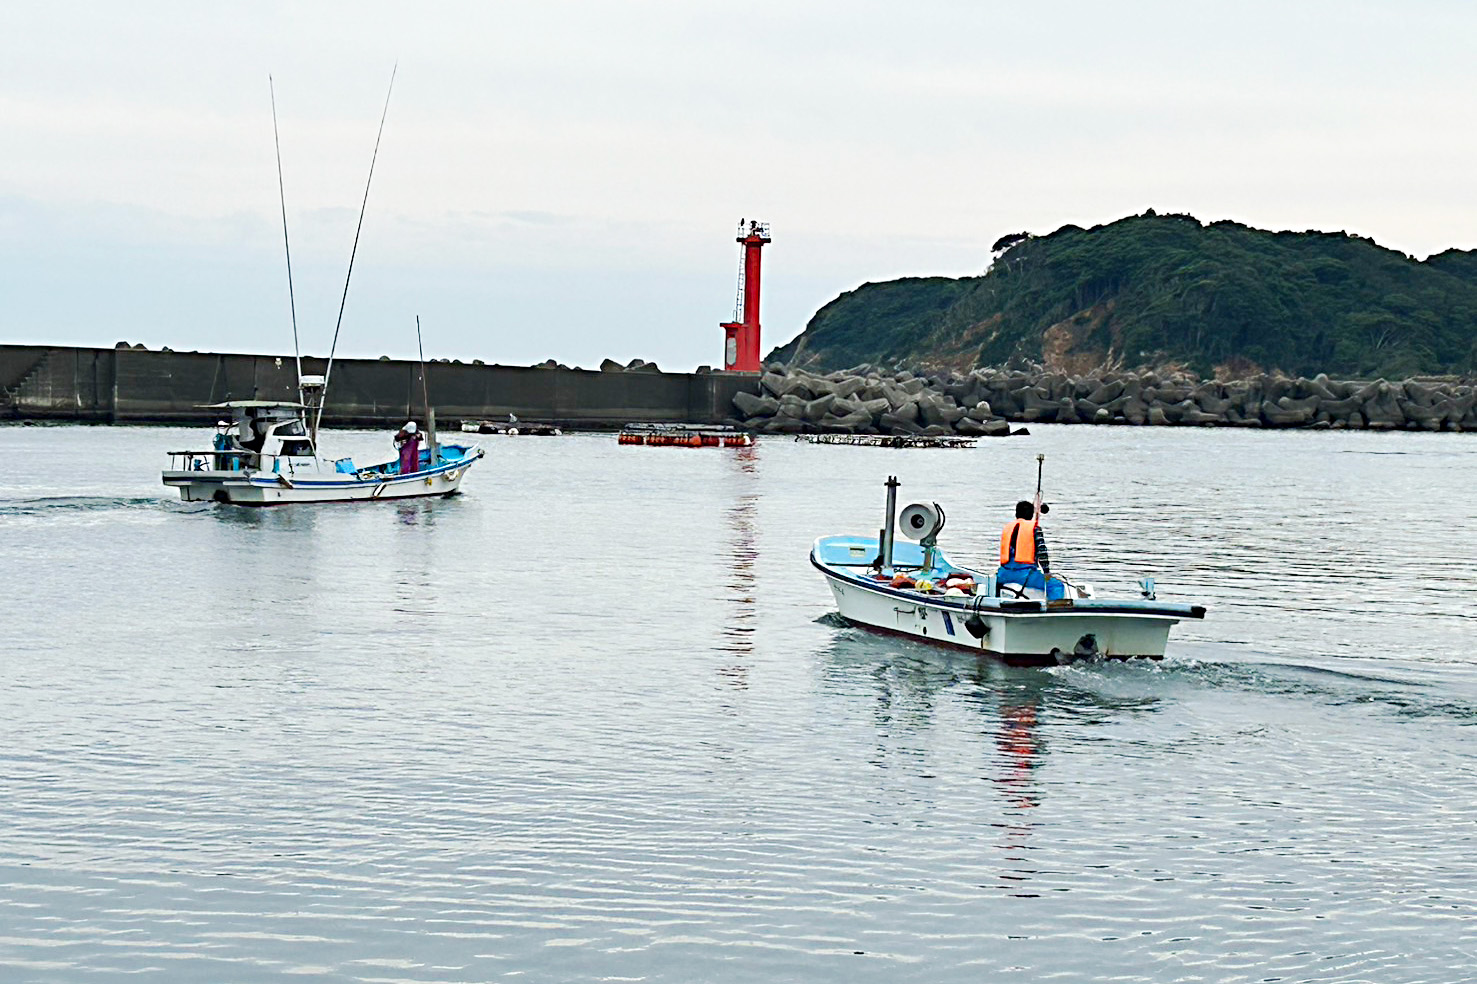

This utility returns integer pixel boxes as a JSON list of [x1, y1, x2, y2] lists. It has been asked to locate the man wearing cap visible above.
[[996, 500, 1065, 600], [394, 421, 422, 476]]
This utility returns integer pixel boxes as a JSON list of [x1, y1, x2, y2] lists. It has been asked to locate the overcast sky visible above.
[[4, 1, 1477, 370]]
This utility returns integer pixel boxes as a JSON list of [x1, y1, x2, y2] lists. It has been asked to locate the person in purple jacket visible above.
[[394, 421, 422, 475]]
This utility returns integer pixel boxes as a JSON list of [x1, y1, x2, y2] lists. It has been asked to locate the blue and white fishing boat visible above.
[[812, 476, 1205, 665], [162, 75, 485, 506], [163, 391, 484, 505]]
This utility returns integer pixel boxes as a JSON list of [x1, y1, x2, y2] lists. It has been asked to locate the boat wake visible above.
[[0, 495, 206, 518], [1056, 652, 1477, 726]]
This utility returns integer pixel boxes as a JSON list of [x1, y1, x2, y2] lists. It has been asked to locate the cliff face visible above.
[[768, 213, 1477, 378]]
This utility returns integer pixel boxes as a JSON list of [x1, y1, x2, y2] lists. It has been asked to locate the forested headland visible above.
[[770, 212, 1477, 380]]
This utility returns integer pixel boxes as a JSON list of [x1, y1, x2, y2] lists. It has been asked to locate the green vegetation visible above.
[[769, 212, 1477, 378]]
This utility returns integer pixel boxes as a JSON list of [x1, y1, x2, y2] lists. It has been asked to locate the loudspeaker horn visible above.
[[898, 501, 943, 541]]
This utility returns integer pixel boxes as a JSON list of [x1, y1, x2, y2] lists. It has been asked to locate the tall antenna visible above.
[[315, 63, 397, 437], [269, 75, 302, 394]]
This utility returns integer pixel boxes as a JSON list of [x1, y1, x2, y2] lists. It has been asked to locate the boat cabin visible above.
[[168, 401, 320, 475]]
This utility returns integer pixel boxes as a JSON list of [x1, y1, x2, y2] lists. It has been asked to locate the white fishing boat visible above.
[[812, 475, 1205, 665], [163, 395, 484, 505], [161, 74, 485, 506]]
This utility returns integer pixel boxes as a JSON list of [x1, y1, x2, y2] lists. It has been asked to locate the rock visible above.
[[599, 358, 625, 372], [1317, 396, 1363, 416], [1277, 395, 1321, 413], [1019, 389, 1061, 422], [762, 371, 812, 400], [1191, 384, 1231, 415], [759, 413, 806, 434], [732, 391, 779, 418], [1261, 402, 1312, 427], [919, 396, 965, 426], [803, 393, 838, 421], [799, 374, 835, 396], [890, 401, 921, 425], [878, 413, 923, 434], [956, 417, 988, 435], [778, 394, 808, 418], [819, 409, 873, 432], [965, 401, 993, 421]]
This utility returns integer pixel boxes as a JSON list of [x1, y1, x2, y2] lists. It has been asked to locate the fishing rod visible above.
[[315, 63, 398, 438], [268, 76, 303, 399]]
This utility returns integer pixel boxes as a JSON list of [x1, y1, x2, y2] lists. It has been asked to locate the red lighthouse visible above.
[[720, 219, 771, 373]]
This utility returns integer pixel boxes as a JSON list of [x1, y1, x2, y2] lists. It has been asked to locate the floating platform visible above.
[[460, 420, 563, 436], [794, 433, 977, 448], [617, 423, 754, 447]]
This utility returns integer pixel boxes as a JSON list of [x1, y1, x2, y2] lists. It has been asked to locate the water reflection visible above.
[[819, 632, 1167, 894], [718, 444, 760, 689]]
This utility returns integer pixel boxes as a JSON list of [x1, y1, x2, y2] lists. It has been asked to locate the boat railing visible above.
[[166, 449, 261, 473]]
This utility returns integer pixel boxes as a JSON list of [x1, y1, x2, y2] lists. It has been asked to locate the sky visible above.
[[4, 1, 1477, 370]]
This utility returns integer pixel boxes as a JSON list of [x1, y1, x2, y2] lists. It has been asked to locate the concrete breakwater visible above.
[[731, 364, 1477, 434], [1, 344, 753, 427]]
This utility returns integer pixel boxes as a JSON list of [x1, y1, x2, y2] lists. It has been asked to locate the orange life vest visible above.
[[999, 519, 1037, 565]]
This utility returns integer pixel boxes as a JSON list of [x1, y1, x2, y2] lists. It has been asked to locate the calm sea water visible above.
[[1, 423, 1474, 983]]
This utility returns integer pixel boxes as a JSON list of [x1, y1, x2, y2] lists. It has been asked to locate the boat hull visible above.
[[163, 450, 483, 505], [812, 536, 1202, 666]]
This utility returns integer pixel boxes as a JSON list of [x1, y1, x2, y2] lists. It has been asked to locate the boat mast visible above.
[[268, 76, 303, 400], [315, 64, 397, 438], [415, 314, 438, 464]]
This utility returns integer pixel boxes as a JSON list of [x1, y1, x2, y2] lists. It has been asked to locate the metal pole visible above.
[[881, 475, 900, 572], [1034, 453, 1045, 522], [416, 315, 437, 465]]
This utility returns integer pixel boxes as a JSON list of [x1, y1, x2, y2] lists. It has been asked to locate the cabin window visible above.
[[274, 419, 308, 437], [280, 440, 313, 456]]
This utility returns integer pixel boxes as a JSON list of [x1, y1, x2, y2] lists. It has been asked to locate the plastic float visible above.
[[811, 473, 1205, 665], [617, 423, 754, 447]]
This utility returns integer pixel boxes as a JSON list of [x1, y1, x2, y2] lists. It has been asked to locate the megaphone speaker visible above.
[[899, 502, 942, 541]]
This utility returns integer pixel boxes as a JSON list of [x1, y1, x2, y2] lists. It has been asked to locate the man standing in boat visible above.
[[394, 421, 422, 475], [997, 500, 1065, 600]]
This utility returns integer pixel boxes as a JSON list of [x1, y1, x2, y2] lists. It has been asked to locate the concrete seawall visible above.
[[1, 345, 759, 427]]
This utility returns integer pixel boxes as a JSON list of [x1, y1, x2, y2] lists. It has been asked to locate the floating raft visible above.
[[794, 433, 977, 448], [617, 423, 754, 447], [460, 420, 563, 436]]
